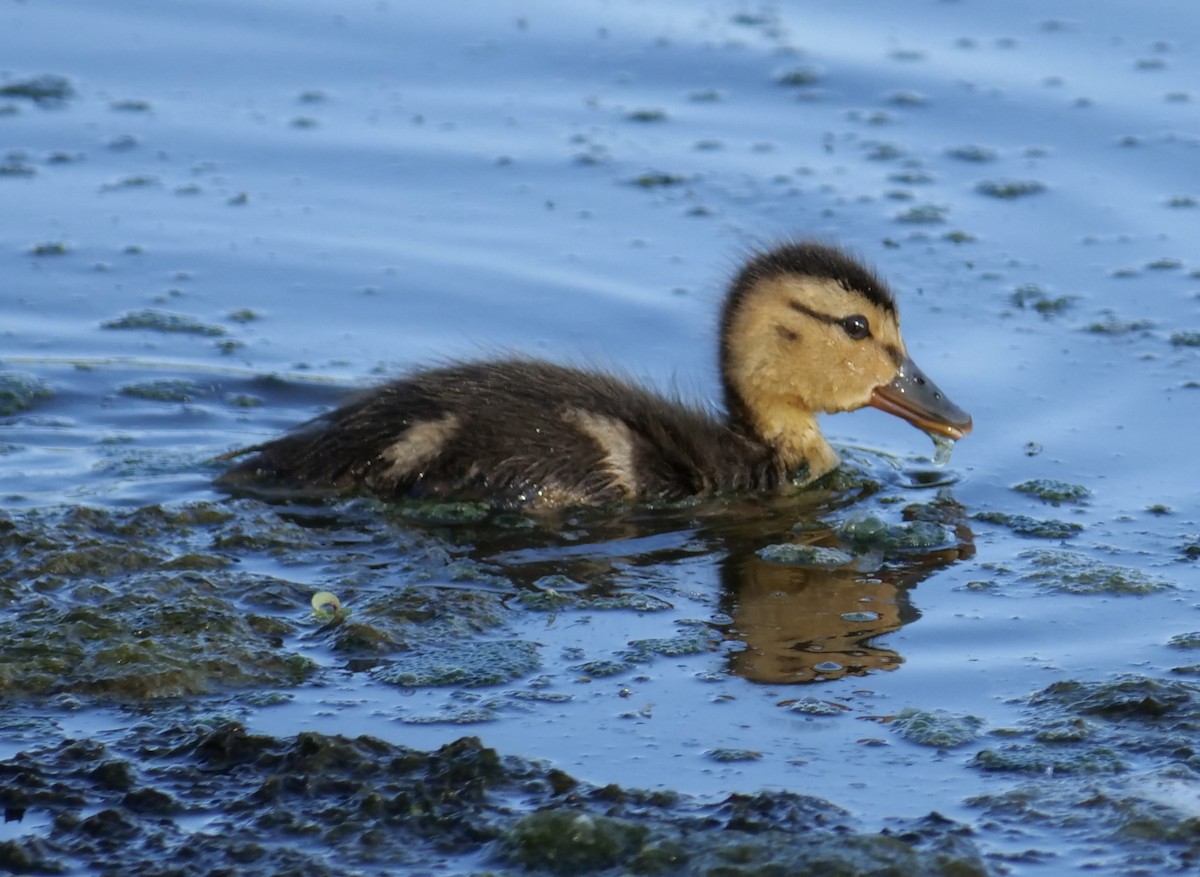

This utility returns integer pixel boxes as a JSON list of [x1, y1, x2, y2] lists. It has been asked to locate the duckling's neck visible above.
[[727, 397, 840, 486], [762, 409, 839, 486]]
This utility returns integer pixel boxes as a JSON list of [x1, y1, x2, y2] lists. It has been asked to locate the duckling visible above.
[[217, 242, 971, 509]]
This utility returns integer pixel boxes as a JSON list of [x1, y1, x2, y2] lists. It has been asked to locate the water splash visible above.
[[930, 432, 956, 467]]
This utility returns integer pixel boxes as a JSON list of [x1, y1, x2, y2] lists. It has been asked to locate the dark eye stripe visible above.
[[787, 300, 840, 326], [789, 300, 874, 340]]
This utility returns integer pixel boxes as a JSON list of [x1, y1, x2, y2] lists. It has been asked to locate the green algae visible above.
[[836, 515, 953, 552], [972, 744, 1127, 775], [1017, 550, 1174, 595], [1086, 315, 1155, 335], [757, 543, 854, 567], [1012, 479, 1092, 505], [0, 725, 989, 877], [572, 658, 633, 678], [0, 579, 314, 699], [0, 502, 371, 699], [0, 73, 73, 104], [1033, 676, 1197, 719], [945, 144, 997, 162], [960, 670, 1200, 872], [968, 768, 1200, 873], [1010, 284, 1075, 314], [27, 240, 69, 255], [775, 66, 822, 86], [503, 810, 650, 872], [892, 708, 984, 748], [625, 108, 668, 122], [705, 748, 762, 762], [119, 378, 200, 402], [0, 155, 36, 176], [331, 586, 509, 652], [1169, 330, 1200, 347], [0, 372, 53, 416], [631, 171, 689, 188], [975, 179, 1046, 199], [627, 628, 719, 660], [372, 639, 541, 688], [972, 511, 1082, 539], [516, 589, 674, 613], [515, 588, 577, 611], [786, 697, 847, 716], [395, 499, 491, 524], [110, 98, 152, 112], [894, 203, 948, 223], [1032, 718, 1096, 743], [1167, 631, 1200, 650], [412, 559, 513, 590], [102, 309, 227, 336]]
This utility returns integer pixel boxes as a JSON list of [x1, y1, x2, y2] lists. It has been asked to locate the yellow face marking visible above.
[[723, 274, 907, 469]]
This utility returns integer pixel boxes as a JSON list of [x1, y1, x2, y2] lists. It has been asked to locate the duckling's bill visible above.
[[869, 355, 972, 441]]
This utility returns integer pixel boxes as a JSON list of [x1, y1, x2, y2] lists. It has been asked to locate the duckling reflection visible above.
[[721, 528, 971, 684], [218, 242, 970, 508], [392, 479, 975, 687]]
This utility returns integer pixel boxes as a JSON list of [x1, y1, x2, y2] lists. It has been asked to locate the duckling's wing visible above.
[[216, 359, 781, 508]]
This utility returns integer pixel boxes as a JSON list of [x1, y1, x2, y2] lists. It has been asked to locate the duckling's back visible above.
[[217, 360, 785, 509]]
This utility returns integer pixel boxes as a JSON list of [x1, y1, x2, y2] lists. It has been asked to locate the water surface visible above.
[[2, 1, 1199, 873]]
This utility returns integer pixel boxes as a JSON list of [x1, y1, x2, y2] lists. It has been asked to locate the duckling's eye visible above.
[[840, 314, 871, 340]]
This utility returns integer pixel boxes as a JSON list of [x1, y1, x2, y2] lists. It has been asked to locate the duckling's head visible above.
[[720, 242, 971, 477]]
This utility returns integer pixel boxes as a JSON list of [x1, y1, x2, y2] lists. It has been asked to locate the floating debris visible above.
[[102, 309, 227, 336], [1012, 479, 1092, 505], [0, 73, 73, 104], [0, 372, 54, 416], [972, 743, 1126, 775], [893, 708, 984, 748], [757, 543, 854, 567], [973, 511, 1082, 539], [836, 515, 953, 552], [625, 108, 667, 122], [1167, 631, 1200, 650], [705, 748, 762, 762], [1085, 315, 1155, 335], [894, 204, 948, 224], [945, 144, 997, 162], [310, 590, 343, 617], [630, 171, 689, 188], [28, 240, 70, 256], [1009, 283, 1075, 314], [1017, 550, 1174, 595], [776, 66, 822, 87], [372, 640, 541, 688], [975, 179, 1046, 199], [119, 379, 199, 403]]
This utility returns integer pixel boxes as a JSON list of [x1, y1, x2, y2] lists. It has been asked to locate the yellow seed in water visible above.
[[930, 433, 956, 467], [311, 590, 342, 615]]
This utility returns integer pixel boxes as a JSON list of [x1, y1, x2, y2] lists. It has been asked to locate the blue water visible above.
[[3, 0, 1199, 872]]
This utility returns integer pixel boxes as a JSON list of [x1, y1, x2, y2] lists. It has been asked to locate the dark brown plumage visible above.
[[217, 241, 971, 509], [219, 360, 783, 507]]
